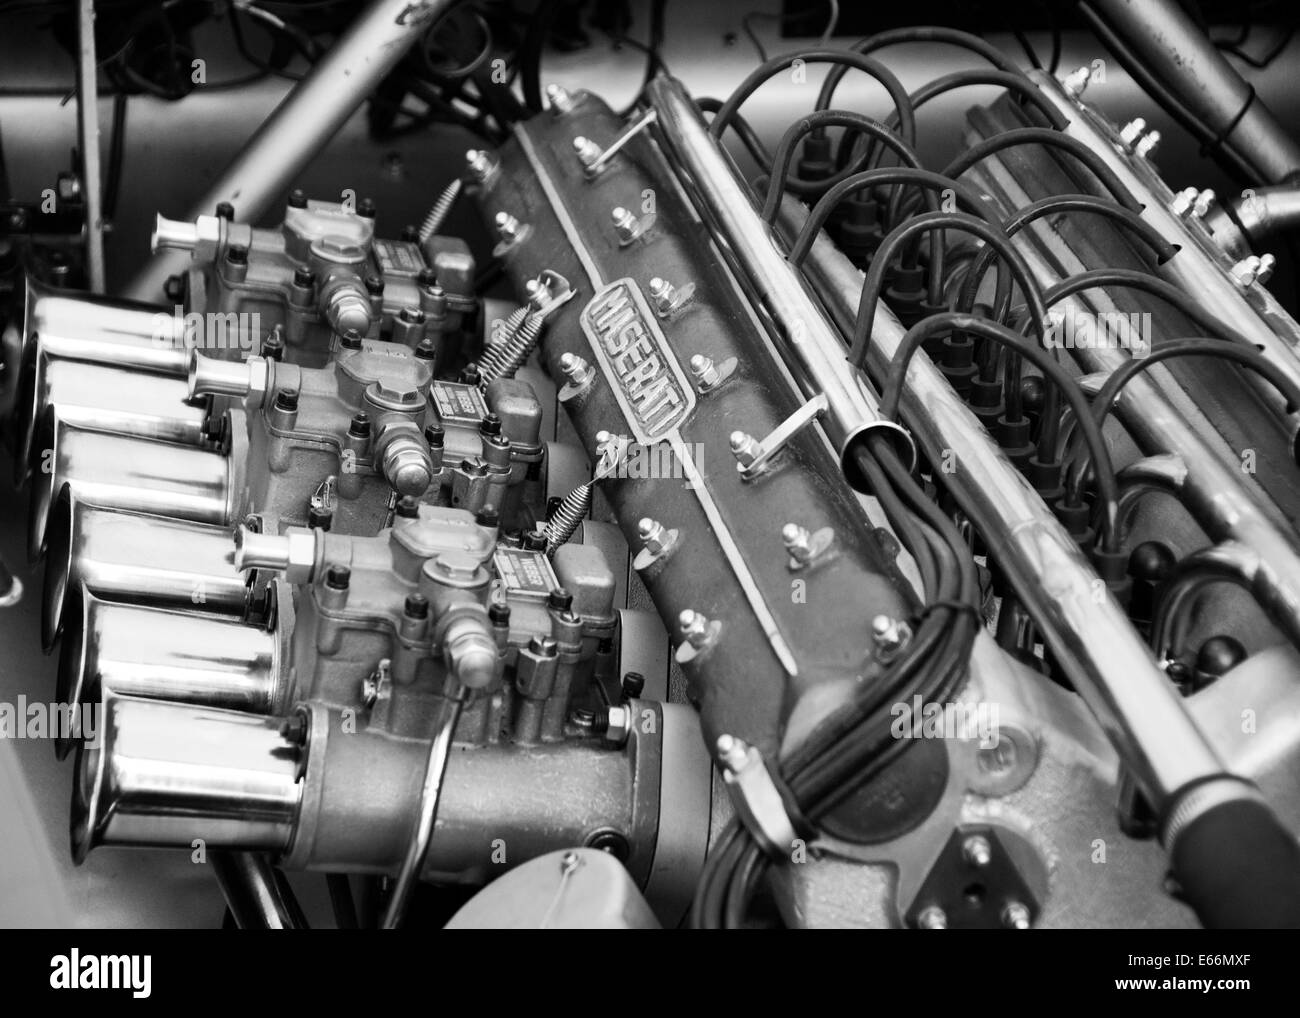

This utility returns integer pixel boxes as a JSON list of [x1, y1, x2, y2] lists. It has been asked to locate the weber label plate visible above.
[[579, 278, 695, 443]]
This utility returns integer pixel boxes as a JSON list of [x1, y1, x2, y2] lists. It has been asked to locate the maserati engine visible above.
[[3, 0, 1300, 931]]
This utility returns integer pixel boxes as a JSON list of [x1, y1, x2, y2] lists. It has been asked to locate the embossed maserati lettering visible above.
[[580, 278, 695, 443]]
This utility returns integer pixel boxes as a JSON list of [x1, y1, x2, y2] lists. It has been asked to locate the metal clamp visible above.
[[717, 735, 798, 858], [733, 393, 829, 480]]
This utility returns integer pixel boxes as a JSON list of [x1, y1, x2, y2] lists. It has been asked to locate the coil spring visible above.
[[479, 310, 544, 387], [543, 482, 592, 555], [475, 303, 528, 379], [418, 178, 462, 244]]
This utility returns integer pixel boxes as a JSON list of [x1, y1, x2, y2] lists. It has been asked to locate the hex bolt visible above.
[[325, 565, 351, 590], [1192, 188, 1216, 218], [1170, 187, 1198, 217], [403, 593, 429, 619], [495, 211, 521, 243], [357, 198, 376, 218], [395, 495, 421, 519], [1135, 130, 1161, 158], [1062, 66, 1090, 97], [639, 517, 671, 555], [573, 136, 603, 169], [546, 83, 575, 114], [274, 388, 300, 412], [917, 906, 948, 930], [729, 430, 761, 469], [215, 201, 236, 220], [529, 635, 559, 657], [560, 352, 595, 387], [611, 206, 641, 243], [400, 306, 424, 325], [679, 609, 714, 649], [715, 733, 748, 772], [293, 266, 316, 288], [547, 587, 574, 613], [1256, 252, 1277, 284], [782, 523, 814, 563], [648, 277, 677, 313], [621, 672, 645, 699], [962, 834, 993, 868], [466, 149, 493, 182], [1002, 902, 1032, 930], [1118, 118, 1146, 147], [690, 354, 722, 391], [287, 188, 307, 209], [226, 244, 249, 265], [871, 614, 909, 654], [1231, 256, 1261, 286]]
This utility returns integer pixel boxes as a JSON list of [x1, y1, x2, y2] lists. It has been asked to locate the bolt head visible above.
[[917, 906, 948, 930], [962, 834, 993, 868], [1002, 902, 1032, 930]]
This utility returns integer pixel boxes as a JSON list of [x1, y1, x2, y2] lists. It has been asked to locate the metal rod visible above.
[[74, 0, 105, 292], [381, 683, 465, 928], [1090, 0, 1300, 182], [211, 851, 307, 930], [124, 0, 459, 301], [646, 76, 915, 485], [777, 195, 1228, 816]]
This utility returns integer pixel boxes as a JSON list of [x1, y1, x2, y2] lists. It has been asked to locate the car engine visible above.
[[3, 0, 1300, 931]]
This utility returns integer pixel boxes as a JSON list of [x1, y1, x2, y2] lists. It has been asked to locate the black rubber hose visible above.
[[1168, 794, 1300, 928]]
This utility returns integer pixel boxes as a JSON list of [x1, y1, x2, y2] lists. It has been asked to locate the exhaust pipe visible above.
[[56, 587, 282, 757], [71, 696, 302, 863], [19, 356, 211, 482], [28, 406, 235, 562], [43, 486, 249, 651]]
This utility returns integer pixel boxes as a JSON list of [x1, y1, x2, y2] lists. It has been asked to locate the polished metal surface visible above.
[[647, 76, 917, 482], [72, 697, 302, 861], [43, 488, 248, 651], [29, 409, 233, 561], [781, 198, 1228, 814]]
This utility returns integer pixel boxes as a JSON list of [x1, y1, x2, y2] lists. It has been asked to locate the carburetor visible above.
[[152, 193, 477, 365]]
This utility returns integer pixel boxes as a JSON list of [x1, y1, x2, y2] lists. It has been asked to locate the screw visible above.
[[638, 517, 670, 555], [689, 354, 721, 391], [1135, 130, 1161, 158], [1256, 252, 1277, 284], [279, 713, 308, 745], [1002, 902, 1032, 930], [1062, 66, 1090, 97], [715, 733, 748, 772], [495, 211, 521, 243], [1171, 187, 1198, 217], [1192, 189, 1216, 218], [782, 523, 814, 563], [962, 834, 993, 868], [466, 149, 493, 182], [729, 430, 761, 469], [325, 565, 351, 590], [546, 83, 574, 114], [574, 136, 603, 169], [293, 266, 315, 288], [1231, 255, 1262, 286], [680, 609, 713, 649], [648, 276, 678, 313], [917, 906, 948, 930], [274, 388, 300, 412], [348, 412, 371, 438], [621, 672, 645, 698], [611, 206, 641, 243], [560, 352, 595, 387], [871, 614, 909, 653], [561, 850, 581, 874], [1119, 118, 1146, 147], [547, 587, 573, 613]]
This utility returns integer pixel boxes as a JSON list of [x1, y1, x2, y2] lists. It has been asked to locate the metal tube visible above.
[[381, 682, 465, 928], [43, 487, 248, 652], [778, 196, 1227, 814], [1027, 71, 1300, 434], [123, 0, 460, 301], [211, 852, 307, 930], [646, 76, 915, 486], [962, 92, 1300, 668], [1091, 0, 1300, 182], [72, 698, 302, 862], [1212, 184, 1300, 245], [75, 0, 105, 292]]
